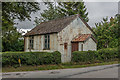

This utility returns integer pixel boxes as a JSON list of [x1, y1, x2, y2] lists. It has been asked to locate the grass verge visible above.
[[2, 61, 118, 72]]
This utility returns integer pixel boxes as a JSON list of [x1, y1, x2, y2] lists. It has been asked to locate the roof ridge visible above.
[[24, 14, 96, 36], [39, 14, 77, 24], [24, 14, 78, 36]]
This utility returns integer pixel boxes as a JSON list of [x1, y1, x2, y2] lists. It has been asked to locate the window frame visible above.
[[44, 34, 50, 50], [81, 44, 83, 51], [29, 36, 34, 49]]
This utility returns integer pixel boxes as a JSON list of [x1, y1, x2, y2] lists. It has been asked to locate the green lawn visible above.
[[2, 61, 118, 72]]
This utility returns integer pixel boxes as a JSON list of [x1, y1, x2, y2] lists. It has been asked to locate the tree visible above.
[[41, 3, 64, 20], [94, 14, 119, 49], [58, 2, 89, 22], [34, 2, 64, 26], [2, 2, 40, 23], [2, 2, 40, 52], [2, 25, 24, 51], [34, 1, 89, 25]]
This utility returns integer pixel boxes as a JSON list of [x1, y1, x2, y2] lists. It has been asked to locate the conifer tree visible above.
[[34, 1, 89, 25], [58, 2, 89, 22]]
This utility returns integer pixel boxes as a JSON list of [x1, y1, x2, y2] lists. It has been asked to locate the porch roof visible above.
[[72, 34, 97, 43]]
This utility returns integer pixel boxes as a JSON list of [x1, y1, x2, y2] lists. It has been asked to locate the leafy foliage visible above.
[[93, 14, 119, 49], [72, 50, 96, 63], [72, 48, 118, 63], [96, 48, 118, 61], [2, 2, 40, 23], [34, 2, 64, 26], [58, 2, 89, 22], [2, 51, 61, 67], [34, 2, 89, 25], [2, 48, 118, 67], [2, 22, 24, 51], [2, 2, 40, 52]]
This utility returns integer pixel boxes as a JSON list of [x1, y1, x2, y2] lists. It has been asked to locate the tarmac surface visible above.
[[2, 64, 119, 78]]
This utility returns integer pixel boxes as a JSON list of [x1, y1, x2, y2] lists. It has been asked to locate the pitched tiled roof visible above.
[[72, 34, 97, 43], [24, 15, 77, 36], [24, 14, 95, 36]]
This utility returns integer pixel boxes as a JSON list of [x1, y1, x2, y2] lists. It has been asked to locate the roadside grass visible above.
[[2, 61, 118, 72]]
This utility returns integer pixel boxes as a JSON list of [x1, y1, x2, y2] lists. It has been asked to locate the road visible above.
[[2, 64, 119, 78]]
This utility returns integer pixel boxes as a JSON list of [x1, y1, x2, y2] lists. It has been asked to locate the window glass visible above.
[[44, 34, 50, 49], [29, 36, 34, 49]]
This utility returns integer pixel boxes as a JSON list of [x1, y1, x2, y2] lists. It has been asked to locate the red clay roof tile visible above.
[[72, 34, 97, 43]]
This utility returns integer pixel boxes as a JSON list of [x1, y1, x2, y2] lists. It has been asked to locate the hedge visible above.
[[72, 48, 118, 63], [96, 48, 118, 61], [72, 50, 97, 63], [2, 51, 61, 67], [2, 48, 118, 67]]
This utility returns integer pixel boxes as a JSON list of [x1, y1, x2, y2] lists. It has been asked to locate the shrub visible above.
[[97, 48, 118, 61], [2, 51, 61, 67], [72, 50, 96, 63], [72, 48, 118, 63]]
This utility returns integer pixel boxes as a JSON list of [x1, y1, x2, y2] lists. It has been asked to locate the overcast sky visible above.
[[15, 2, 118, 32]]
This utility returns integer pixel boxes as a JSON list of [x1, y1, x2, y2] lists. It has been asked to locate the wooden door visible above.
[[64, 43, 68, 56], [72, 42, 79, 52]]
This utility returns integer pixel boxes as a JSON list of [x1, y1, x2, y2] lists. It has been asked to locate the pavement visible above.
[[2, 64, 119, 78]]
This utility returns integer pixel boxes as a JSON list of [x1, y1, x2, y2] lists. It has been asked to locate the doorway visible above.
[[71, 42, 79, 52]]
